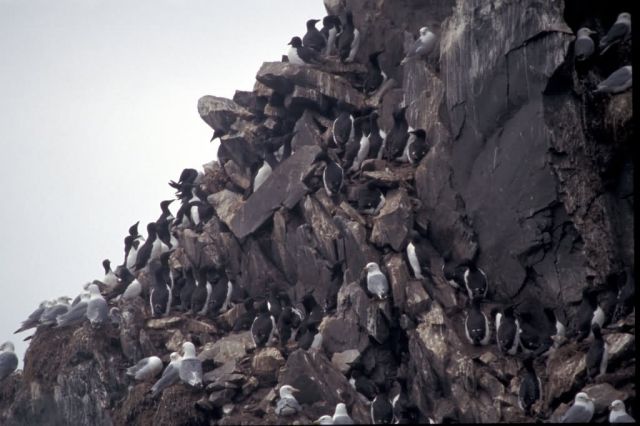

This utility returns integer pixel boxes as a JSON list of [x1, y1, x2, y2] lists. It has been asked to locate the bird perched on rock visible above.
[[518, 356, 541, 416], [86, 284, 108, 327], [133, 223, 158, 272], [585, 324, 608, 381], [126, 356, 163, 381], [593, 65, 632, 94], [332, 402, 354, 424], [275, 385, 302, 416], [303, 19, 326, 53], [233, 298, 256, 331], [315, 415, 335, 424], [384, 106, 409, 161], [364, 51, 386, 95], [337, 11, 360, 63], [56, 295, 89, 328], [366, 111, 385, 160], [400, 26, 437, 65], [461, 260, 488, 301], [406, 230, 431, 280], [150, 352, 182, 397], [609, 400, 635, 423], [560, 392, 594, 423], [348, 118, 371, 173], [123, 235, 140, 271], [332, 105, 354, 147], [321, 15, 341, 56], [356, 182, 386, 215], [317, 151, 344, 197], [179, 342, 202, 388], [251, 300, 277, 347], [149, 260, 171, 318], [349, 368, 378, 401], [465, 299, 490, 346], [599, 12, 631, 54], [365, 262, 389, 300], [496, 306, 520, 355], [544, 307, 567, 348], [371, 393, 394, 424], [191, 269, 212, 316], [406, 129, 429, 164], [0, 342, 18, 382], [253, 156, 273, 193], [575, 288, 605, 342], [37, 297, 71, 326], [100, 259, 119, 291], [574, 27, 597, 61], [121, 278, 142, 301], [14, 301, 51, 334], [287, 36, 323, 66], [179, 269, 196, 312], [343, 114, 370, 170]]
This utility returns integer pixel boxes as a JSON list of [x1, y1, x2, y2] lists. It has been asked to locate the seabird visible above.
[[133, 222, 157, 271], [400, 26, 437, 65], [574, 27, 597, 61], [178, 342, 203, 388], [14, 300, 51, 334], [609, 400, 635, 423], [332, 402, 354, 425], [150, 352, 182, 397], [277, 307, 296, 345], [366, 111, 384, 159], [191, 269, 212, 316], [101, 259, 119, 290], [251, 300, 276, 347], [593, 65, 632, 94], [599, 12, 632, 54], [303, 19, 326, 53], [575, 288, 604, 341], [365, 262, 389, 300], [300, 293, 324, 329], [560, 392, 594, 423], [337, 11, 360, 63], [357, 183, 386, 215], [349, 369, 377, 400], [496, 306, 520, 355], [315, 415, 334, 425], [37, 297, 71, 326], [406, 230, 431, 280], [179, 269, 196, 312], [209, 275, 231, 317], [544, 307, 567, 347], [462, 260, 488, 301], [348, 118, 371, 173], [296, 323, 318, 350], [233, 298, 256, 331], [332, 104, 354, 147], [406, 129, 429, 164], [124, 235, 140, 271], [86, 284, 108, 327], [317, 151, 344, 197], [169, 168, 199, 198], [364, 51, 386, 95], [56, 296, 89, 328], [518, 356, 541, 416], [585, 324, 608, 381], [121, 278, 142, 300], [343, 114, 369, 170], [384, 106, 409, 161], [465, 299, 490, 346], [150, 261, 171, 318], [287, 36, 323, 66], [253, 159, 273, 192], [126, 356, 163, 381], [371, 393, 394, 424], [321, 15, 341, 56], [275, 385, 302, 416], [0, 342, 18, 382], [156, 199, 175, 223]]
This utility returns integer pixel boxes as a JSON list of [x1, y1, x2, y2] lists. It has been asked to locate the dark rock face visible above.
[[0, 0, 633, 424]]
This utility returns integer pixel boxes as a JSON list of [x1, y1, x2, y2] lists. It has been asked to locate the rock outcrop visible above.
[[0, 0, 633, 424]]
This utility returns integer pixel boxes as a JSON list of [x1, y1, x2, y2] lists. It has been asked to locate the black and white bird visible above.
[[593, 65, 632, 94], [574, 27, 597, 61], [400, 26, 437, 65], [86, 284, 108, 327], [371, 393, 394, 424], [300, 293, 323, 329], [599, 12, 632, 54], [406, 230, 431, 280], [150, 261, 171, 318], [191, 269, 212, 316], [0, 342, 19, 382], [126, 356, 163, 381], [179, 269, 196, 312], [287, 36, 323, 66], [296, 323, 319, 350], [365, 262, 389, 300], [128, 220, 142, 241], [133, 222, 157, 271], [544, 307, 567, 348], [303, 19, 326, 53], [560, 392, 594, 423], [366, 111, 385, 160], [178, 342, 203, 388], [123, 235, 140, 271], [209, 276, 232, 317], [384, 106, 409, 161], [156, 199, 175, 223], [357, 183, 386, 215], [251, 300, 276, 347], [348, 117, 371, 173], [101, 259, 119, 291], [337, 11, 360, 63], [121, 278, 142, 301], [253, 159, 273, 192], [275, 385, 302, 416], [461, 260, 488, 301], [150, 352, 182, 397], [364, 51, 386, 95], [349, 368, 377, 401], [317, 151, 344, 197], [518, 356, 541, 416], [465, 300, 490, 346], [321, 15, 341, 56], [586, 324, 608, 381], [406, 129, 429, 164], [575, 288, 605, 342], [343, 115, 369, 170], [496, 306, 520, 355], [233, 298, 256, 332], [609, 400, 635, 423], [332, 106, 354, 147]]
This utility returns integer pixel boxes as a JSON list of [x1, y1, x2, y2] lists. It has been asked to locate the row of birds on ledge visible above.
[[1, 9, 635, 425]]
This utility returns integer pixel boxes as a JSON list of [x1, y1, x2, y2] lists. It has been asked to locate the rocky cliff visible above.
[[0, 0, 633, 424]]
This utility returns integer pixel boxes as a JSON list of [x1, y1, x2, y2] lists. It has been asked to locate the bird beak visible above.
[[287, 41, 292, 45]]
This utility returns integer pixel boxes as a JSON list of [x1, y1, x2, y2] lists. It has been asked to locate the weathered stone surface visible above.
[[256, 62, 366, 110], [604, 333, 635, 365], [331, 349, 361, 374], [208, 190, 244, 228], [370, 188, 413, 251], [228, 145, 322, 239], [251, 348, 285, 384], [198, 332, 254, 365], [198, 95, 254, 135], [221, 160, 251, 191], [291, 110, 323, 152]]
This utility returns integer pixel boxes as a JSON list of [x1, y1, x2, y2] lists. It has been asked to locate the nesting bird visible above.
[[574, 27, 596, 61], [251, 300, 277, 347], [609, 400, 635, 423], [465, 300, 490, 346], [332, 402, 354, 424], [364, 51, 386, 95], [288, 36, 323, 66], [518, 356, 541, 416], [337, 11, 360, 63], [178, 342, 203, 388], [150, 352, 182, 397], [126, 356, 163, 381], [365, 262, 389, 300], [593, 66, 632, 94], [585, 324, 608, 381], [400, 26, 437, 65], [560, 392, 594, 423], [275, 385, 302, 416], [599, 12, 631, 54], [303, 19, 326, 53], [0, 342, 18, 382], [496, 306, 520, 355], [86, 284, 108, 327], [462, 260, 488, 301]]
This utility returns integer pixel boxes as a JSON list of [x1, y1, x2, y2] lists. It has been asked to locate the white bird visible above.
[[594, 66, 632, 94], [150, 352, 182, 397], [365, 262, 389, 300], [253, 160, 272, 192], [348, 131, 370, 173], [599, 12, 632, 54], [574, 27, 596, 61], [126, 356, 163, 381], [121, 279, 142, 300], [560, 392, 594, 423], [609, 400, 635, 423], [314, 414, 334, 424], [101, 259, 119, 290], [401, 26, 437, 65], [178, 342, 203, 388], [86, 284, 108, 327], [332, 403, 354, 424], [0, 342, 19, 382], [275, 385, 302, 416]]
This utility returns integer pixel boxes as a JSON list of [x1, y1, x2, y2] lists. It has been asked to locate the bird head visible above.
[[288, 37, 303, 47]]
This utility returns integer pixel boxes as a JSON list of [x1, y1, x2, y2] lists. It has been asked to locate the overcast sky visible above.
[[0, 0, 326, 366]]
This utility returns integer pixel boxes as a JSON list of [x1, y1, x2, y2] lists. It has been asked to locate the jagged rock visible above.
[[544, 342, 587, 406], [228, 145, 322, 239], [203, 360, 239, 385], [291, 110, 323, 152], [604, 333, 634, 365], [370, 188, 413, 251], [221, 160, 251, 191], [198, 95, 254, 136], [146, 316, 183, 330], [256, 62, 366, 110], [301, 195, 341, 265], [208, 190, 244, 228], [251, 348, 285, 384], [198, 332, 254, 365], [164, 329, 186, 352], [582, 383, 629, 416], [330, 349, 360, 374]]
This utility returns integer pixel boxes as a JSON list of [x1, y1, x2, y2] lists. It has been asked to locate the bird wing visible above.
[[57, 301, 88, 327], [561, 404, 592, 423], [600, 67, 632, 89], [179, 358, 203, 386], [126, 358, 149, 377], [574, 37, 594, 59], [151, 362, 180, 396], [367, 272, 389, 296], [0, 352, 19, 380], [602, 21, 630, 45], [86, 298, 108, 324]]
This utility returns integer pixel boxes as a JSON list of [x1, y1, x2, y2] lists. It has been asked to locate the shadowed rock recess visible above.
[[0, 0, 634, 424]]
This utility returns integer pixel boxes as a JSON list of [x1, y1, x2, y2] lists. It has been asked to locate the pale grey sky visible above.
[[0, 0, 326, 366]]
